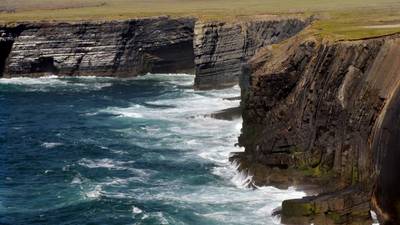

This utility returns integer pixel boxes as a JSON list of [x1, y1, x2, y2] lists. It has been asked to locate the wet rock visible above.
[[210, 107, 242, 121], [223, 96, 241, 101], [281, 187, 372, 225]]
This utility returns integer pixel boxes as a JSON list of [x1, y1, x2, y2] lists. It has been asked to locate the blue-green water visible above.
[[0, 74, 304, 225]]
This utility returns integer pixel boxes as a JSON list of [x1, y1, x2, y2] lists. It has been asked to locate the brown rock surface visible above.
[[236, 32, 400, 224]]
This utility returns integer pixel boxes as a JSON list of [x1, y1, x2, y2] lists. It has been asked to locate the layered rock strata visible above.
[[0, 16, 309, 90], [193, 16, 309, 89], [0, 17, 195, 78], [236, 33, 400, 224]]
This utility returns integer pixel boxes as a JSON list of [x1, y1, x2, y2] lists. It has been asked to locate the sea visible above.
[[0, 74, 305, 225]]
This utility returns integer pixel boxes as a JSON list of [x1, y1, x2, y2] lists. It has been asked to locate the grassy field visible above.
[[1, 0, 400, 40], [312, 8, 400, 40]]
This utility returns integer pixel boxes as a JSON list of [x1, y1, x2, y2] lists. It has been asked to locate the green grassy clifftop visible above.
[[1, 0, 400, 39]]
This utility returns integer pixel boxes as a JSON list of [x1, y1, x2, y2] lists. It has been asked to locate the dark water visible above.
[[0, 74, 304, 225]]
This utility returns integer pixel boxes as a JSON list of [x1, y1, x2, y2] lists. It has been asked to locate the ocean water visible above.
[[0, 74, 305, 225]]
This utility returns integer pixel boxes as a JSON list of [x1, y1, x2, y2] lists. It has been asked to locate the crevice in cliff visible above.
[[30, 57, 59, 74], [112, 21, 137, 74], [143, 40, 195, 74], [69, 51, 88, 76], [0, 39, 13, 77]]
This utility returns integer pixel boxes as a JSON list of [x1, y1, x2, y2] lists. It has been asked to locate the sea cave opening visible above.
[[0, 40, 13, 77]]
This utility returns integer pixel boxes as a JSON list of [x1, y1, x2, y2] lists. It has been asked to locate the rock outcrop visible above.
[[236, 32, 400, 224], [193, 16, 309, 89], [0, 17, 195, 78]]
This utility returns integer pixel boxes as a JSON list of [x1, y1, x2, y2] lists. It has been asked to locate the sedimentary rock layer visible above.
[[236, 33, 400, 224], [0, 17, 195, 78], [0, 16, 309, 89], [193, 16, 309, 89]]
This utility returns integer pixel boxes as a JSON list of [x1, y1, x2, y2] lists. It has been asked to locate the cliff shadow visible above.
[[373, 85, 400, 224], [0, 39, 13, 77], [30, 56, 60, 75], [143, 40, 195, 75]]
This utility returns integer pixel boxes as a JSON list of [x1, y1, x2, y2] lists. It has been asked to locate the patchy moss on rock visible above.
[[282, 199, 317, 217], [326, 212, 346, 224]]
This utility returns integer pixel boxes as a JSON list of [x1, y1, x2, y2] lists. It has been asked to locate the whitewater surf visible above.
[[0, 74, 305, 225]]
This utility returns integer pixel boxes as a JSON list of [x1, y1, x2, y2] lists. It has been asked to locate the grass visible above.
[[312, 8, 400, 40], [1, 0, 400, 40]]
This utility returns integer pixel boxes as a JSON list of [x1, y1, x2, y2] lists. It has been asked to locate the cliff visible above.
[[193, 16, 309, 89], [0, 17, 195, 78], [236, 32, 400, 224], [0, 16, 308, 90]]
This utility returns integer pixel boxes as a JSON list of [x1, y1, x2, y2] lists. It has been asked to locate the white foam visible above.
[[87, 82, 113, 90], [136, 73, 195, 86], [101, 104, 145, 118], [85, 185, 102, 199], [77, 158, 153, 181], [104, 177, 130, 186], [153, 212, 169, 225], [231, 168, 254, 189], [141, 214, 149, 220], [41, 142, 63, 149], [132, 206, 143, 214], [0, 76, 67, 85], [47, 73, 308, 224], [71, 175, 83, 184], [71, 76, 114, 79], [78, 158, 119, 169], [371, 210, 380, 225], [140, 184, 304, 225], [118, 111, 143, 118], [0, 76, 113, 91], [110, 149, 129, 155]]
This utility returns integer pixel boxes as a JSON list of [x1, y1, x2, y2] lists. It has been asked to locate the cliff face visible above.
[[193, 16, 309, 89], [0, 16, 308, 89], [0, 17, 195, 78], [237, 33, 400, 224]]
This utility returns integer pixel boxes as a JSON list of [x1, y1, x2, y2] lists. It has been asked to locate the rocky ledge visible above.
[[234, 32, 400, 224]]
